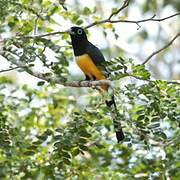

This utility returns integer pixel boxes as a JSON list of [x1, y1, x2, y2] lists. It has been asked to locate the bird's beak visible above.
[[66, 29, 75, 35]]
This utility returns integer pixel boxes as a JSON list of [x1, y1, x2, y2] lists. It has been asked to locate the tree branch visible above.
[[142, 32, 180, 65], [24, 69, 112, 87], [4, 55, 180, 86], [85, 12, 180, 29], [28, 71, 112, 87], [25, 68, 112, 87], [0, 67, 19, 73], [21, 12, 180, 37], [2, 56, 112, 87], [0, 9, 179, 42]]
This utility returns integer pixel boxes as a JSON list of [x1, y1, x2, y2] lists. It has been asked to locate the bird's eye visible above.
[[77, 29, 83, 35]]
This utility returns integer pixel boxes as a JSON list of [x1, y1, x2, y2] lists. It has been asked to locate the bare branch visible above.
[[0, 67, 19, 73], [85, 12, 180, 29], [0, 9, 179, 42], [142, 32, 180, 65], [6, 12, 178, 40], [110, 12, 180, 23]]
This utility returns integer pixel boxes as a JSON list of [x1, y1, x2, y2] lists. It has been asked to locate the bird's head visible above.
[[67, 26, 87, 40]]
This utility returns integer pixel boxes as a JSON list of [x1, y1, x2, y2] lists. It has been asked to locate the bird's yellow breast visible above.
[[75, 54, 105, 80], [75, 54, 108, 90]]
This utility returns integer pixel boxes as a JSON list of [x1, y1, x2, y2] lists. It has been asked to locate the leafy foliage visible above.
[[0, 0, 179, 179], [0, 74, 179, 179]]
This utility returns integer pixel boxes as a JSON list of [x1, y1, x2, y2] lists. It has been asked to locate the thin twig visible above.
[[0, 67, 19, 73], [142, 32, 180, 65]]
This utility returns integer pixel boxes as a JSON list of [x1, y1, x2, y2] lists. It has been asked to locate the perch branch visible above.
[[3, 55, 180, 86]]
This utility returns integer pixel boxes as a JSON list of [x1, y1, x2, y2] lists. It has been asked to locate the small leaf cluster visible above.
[[104, 57, 150, 80]]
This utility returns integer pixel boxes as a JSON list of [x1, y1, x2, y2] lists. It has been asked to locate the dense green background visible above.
[[0, 0, 179, 179]]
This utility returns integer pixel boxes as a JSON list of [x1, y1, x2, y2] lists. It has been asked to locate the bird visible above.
[[67, 26, 124, 142]]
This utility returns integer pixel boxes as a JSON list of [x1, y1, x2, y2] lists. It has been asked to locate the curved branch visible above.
[[142, 32, 180, 65]]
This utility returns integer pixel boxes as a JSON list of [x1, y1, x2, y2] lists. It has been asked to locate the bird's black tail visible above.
[[106, 95, 124, 142]]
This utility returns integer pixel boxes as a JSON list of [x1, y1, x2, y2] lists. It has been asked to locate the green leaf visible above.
[[83, 7, 91, 15], [137, 115, 145, 121], [132, 64, 150, 80], [63, 158, 71, 165], [79, 145, 88, 151], [62, 151, 71, 159], [23, 150, 35, 156], [37, 81, 45, 86], [148, 122, 160, 129]]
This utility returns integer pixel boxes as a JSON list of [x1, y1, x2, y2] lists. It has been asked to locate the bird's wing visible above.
[[86, 42, 109, 78]]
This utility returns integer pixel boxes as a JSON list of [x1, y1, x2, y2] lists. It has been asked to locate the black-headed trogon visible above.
[[67, 26, 124, 142]]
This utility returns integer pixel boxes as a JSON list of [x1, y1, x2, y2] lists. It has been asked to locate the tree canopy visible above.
[[0, 0, 180, 179]]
